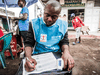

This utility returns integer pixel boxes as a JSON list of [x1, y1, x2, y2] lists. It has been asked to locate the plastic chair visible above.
[[0, 32, 14, 69]]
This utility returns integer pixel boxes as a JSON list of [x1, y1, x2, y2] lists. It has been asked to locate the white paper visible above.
[[23, 52, 58, 75]]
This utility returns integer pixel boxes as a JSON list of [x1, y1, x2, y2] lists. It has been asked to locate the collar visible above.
[[40, 18, 65, 36]]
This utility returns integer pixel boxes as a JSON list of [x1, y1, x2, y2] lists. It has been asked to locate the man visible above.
[[63, 14, 67, 21], [71, 13, 84, 45], [12, 0, 29, 47], [24, 0, 74, 73]]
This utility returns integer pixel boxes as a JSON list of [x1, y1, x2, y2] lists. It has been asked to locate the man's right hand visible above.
[[25, 57, 37, 72], [0, 26, 2, 29]]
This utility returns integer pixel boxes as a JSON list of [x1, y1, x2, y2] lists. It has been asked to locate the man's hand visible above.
[[10, 17, 16, 21], [61, 45, 74, 71], [25, 57, 37, 72], [61, 52, 74, 71], [0, 26, 2, 29]]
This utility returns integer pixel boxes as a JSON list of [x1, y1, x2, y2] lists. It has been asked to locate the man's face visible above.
[[18, 1, 24, 8], [72, 16, 75, 19], [44, 5, 60, 26]]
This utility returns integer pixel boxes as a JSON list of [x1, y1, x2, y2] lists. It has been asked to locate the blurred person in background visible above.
[[71, 13, 84, 45], [11, 0, 29, 48]]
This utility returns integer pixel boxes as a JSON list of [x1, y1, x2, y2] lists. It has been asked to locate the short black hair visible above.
[[63, 14, 66, 16], [18, 0, 26, 5], [45, 0, 61, 13]]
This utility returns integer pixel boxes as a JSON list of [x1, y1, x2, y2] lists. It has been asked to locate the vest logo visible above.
[[52, 36, 61, 40], [40, 34, 47, 42]]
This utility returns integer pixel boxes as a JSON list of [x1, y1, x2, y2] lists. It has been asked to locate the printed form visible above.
[[23, 52, 59, 75]]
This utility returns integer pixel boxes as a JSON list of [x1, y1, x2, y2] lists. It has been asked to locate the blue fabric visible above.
[[31, 18, 68, 54], [71, 13, 75, 17], [0, 0, 38, 7], [18, 7, 29, 31]]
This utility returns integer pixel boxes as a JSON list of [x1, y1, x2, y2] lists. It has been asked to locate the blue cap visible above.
[[71, 13, 75, 17]]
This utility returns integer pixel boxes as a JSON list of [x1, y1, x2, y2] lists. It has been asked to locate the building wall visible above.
[[60, 7, 68, 22], [84, 1, 100, 32], [28, 0, 44, 20], [36, 0, 44, 17], [28, 4, 35, 20], [99, 12, 100, 29], [61, 1, 100, 32], [7, 7, 21, 17], [61, 7, 85, 22]]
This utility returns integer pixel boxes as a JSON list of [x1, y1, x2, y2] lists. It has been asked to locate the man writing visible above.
[[24, 0, 74, 73], [71, 13, 84, 45]]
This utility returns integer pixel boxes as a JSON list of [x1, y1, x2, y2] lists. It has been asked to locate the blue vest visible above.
[[31, 18, 68, 54]]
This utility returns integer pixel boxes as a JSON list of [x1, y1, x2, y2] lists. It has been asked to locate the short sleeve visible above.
[[22, 7, 29, 14]]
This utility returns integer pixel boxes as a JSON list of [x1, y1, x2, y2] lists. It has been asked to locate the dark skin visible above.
[[0, 26, 2, 29], [11, 0, 28, 52], [72, 16, 75, 19], [44, 4, 60, 26], [11, 1, 28, 21], [25, 4, 74, 72]]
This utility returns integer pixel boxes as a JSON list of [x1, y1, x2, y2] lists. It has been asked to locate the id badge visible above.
[[40, 34, 47, 42]]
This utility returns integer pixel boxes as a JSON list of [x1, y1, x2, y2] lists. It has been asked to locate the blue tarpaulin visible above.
[[0, 0, 38, 7]]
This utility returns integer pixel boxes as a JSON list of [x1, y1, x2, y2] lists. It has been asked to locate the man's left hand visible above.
[[0, 26, 2, 29], [61, 52, 74, 71]]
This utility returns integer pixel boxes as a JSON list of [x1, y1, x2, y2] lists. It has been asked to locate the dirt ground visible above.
[[70, 39, 100, 75], [0, 39, 100, 75]]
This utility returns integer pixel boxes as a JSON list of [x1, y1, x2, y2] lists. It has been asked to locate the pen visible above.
[[26, 57, 34, 66]]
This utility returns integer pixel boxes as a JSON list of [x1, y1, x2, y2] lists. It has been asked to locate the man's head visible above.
[[80, 13, 82, 15], [63, 14, 66, 17], [44, 0, 61, 26], [71, 13, 75, 19], [18, 0, 26, 8]]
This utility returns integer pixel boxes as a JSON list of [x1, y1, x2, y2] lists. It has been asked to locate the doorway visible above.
[[68, 9, 84, 27]]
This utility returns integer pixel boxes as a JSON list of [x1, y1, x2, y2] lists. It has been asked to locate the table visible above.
[[15, 52, 72, 75]]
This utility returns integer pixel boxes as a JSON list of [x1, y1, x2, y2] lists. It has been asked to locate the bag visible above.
[[81, 26, 89, 32]]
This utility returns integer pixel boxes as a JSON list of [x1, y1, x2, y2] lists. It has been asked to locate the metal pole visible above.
[[4, 0, 10, 32]]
